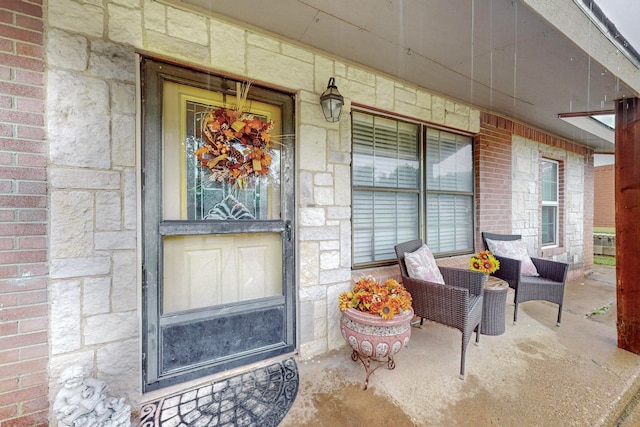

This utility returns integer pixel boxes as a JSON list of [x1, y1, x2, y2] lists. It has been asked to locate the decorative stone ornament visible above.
[[340, 307, 413, 389], [53, 365, 131, 427]]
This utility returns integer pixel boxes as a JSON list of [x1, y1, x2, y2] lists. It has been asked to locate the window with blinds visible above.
[[541, 159, 559, 246], [351, 111, 474, 266]]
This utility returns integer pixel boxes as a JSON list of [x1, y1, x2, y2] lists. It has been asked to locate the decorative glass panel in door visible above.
[[142, 59, 295, 391]]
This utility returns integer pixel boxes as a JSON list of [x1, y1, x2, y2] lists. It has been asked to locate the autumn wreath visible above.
[[194, 96, 274, 187]]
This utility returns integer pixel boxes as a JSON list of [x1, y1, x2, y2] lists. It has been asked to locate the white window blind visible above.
[[541, 159, 559, 246], [425, 129, 474, 254], [352, 113, 419, 264], [351, 112, 474, 266]]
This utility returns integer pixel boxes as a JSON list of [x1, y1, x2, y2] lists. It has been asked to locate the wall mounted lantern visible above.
[[319, 77, 344, 122]]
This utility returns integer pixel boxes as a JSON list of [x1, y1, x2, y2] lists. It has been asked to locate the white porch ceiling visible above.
[[175, 0, 639, 153]]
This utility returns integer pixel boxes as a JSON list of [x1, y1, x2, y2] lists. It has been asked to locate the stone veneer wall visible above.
[[0, 1, 49, 426], [478, 112, 593, 279], [43, 0, 480, 417]]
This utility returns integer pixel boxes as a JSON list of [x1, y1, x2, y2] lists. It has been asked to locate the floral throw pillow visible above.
[[404, 244, 445, 284], [485, 238, 539, 276]]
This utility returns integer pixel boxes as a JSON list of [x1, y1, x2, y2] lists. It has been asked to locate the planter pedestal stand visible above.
[[340, 308, 413, 390]]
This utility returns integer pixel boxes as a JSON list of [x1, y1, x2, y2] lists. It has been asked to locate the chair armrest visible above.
[[531, 257, 568, 283], [440, 267, 486, 297], [401, 276, 473, 325], [491, 255, 521, 285]]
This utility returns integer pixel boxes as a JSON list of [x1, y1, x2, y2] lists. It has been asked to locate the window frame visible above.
[[350, 109, 475, 268], [541, 158, 560, 247]]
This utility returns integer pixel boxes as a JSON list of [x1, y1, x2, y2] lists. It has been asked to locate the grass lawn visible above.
[[594, 255, 616, 266]]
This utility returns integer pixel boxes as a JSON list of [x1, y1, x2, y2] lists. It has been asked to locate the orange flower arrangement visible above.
[[194, 106, 274, 187], [339, 276, 412, 320], [469, 250, 500, 275]]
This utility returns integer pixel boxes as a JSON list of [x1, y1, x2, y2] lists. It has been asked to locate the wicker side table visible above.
[[481, 276, 508, 335]]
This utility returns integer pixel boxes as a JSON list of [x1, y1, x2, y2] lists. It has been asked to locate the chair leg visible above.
[[556, 304, 563, 326], [459, 339, 466, 380], [474, 325, 480, 346], [513, 302, 519, 324]]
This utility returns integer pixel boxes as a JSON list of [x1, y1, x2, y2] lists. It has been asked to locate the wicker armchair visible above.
[[395, 239, 485, 378], [481, 232, 568, 326]]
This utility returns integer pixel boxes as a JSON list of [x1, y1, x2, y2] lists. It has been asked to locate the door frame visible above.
[[140, 57, 296, 391]]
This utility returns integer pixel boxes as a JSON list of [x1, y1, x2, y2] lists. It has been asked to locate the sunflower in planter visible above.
[[469, 250, 500, 275], [339, 275, 413, 320]]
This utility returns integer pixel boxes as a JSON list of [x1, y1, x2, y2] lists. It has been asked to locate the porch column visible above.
[[616, 97, 640, 354]]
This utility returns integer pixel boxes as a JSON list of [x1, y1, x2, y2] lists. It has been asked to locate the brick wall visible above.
[[475, 113, 514, 249], [594, 164, 615, 229], [0, 1, 49, 426]]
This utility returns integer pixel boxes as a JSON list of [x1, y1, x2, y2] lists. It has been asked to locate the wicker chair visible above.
[[395, 239, 485, 378], [481, 232, 569, 326]]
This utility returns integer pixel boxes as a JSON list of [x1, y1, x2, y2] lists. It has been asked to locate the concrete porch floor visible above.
[[280, 265, 640, 427]]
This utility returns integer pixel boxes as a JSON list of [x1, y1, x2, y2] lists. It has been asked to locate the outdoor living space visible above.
[[281, 264, 640, 426]]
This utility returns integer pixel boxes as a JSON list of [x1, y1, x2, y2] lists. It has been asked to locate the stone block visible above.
[[111, 251, 138, 312], [431, 96, 445, 124], [319, 268, 351, 285], [326, 206, 350, 220], [375, 75, 394, 110], [146, 30, 210, 65], [49, 351, 95, 380], [84, 277, 111, 316], [299, 339, 328, 359], [47, 30, 88, 71], [48, 70, 110, 168], [282, 43, 313, 63], [247, 32, 280, 53], [112, 114, 136, 167], [314, 55, 335, 94], [108, 3, 143, 47], [210, 20, 246, 75], [84, 311, 138, 345], [298, 171, 314, 207], [299, 242, 319, 287], [319, 240, 339, 251], [50, 168, 120, 189], [94, 231, 136, 250], [299, 285, 326, 302], [111, 82, 136, 115], [314, 186, 334, 206], [143, 0, 166, 33], [313, 312, 327, 340], [123, 168, 137, 230], [301, 100, 332, 129], [247, 46, 314, 91], [97, 339, 141, 401], [50, 257, 111, 279], [89, 41, 136, 82], [347, 67, 375, 86], [96, 191, 121, 231], [445, 111, 469, 131], [49, 0, 104, 37], [299, 208, 325, 227], [50, 191, 94, 258], [167, 6, 209, 45], [313, 173, 333, 186], [333, 164, 351, 206], [343, 79, 375, 105], [299, 301, 314, 343], [298, 124, 327, 172], [320, 251, 340, 270], [395, 86, 417, 104], [299, 226, 339, 241], [50, 280, 82, 354]]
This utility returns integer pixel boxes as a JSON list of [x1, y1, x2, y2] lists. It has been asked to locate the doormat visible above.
[[140, 358, 298, 427]]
